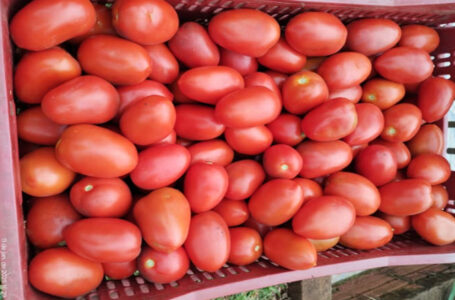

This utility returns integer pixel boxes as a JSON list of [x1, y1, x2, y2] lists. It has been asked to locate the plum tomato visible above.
[[220, 48, 258, 76], [377, 212, 411, 235], [267, 114, 305, 146], [225, 160, 265, 201], [174, 104, 225, 141], [263, 144, 303, 179], [406, 153, 451, 185], [418, 77, 455, 122], [412, 208, 455, 246], [355, 145, 397, 186], [407, 124, 444, 156], [257, 37, 307, 74], [399, 25, 440, 53], [381, 103, 422, 142], [188, 140, 234, 166], [228, 227, 262, 266], [361, 78, 405, 110], [224, 126, 273, 155], [432, 185, 449, 210], [343, 103, 384, 146], [214, 200, 249, 227], [17, 107, 66, 145], [340, 216, 393, 250]]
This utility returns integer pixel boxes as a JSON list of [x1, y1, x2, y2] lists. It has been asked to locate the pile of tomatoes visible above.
[[10, 0, 455, 297]]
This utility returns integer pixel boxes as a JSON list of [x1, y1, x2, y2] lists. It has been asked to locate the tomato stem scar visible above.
[[367, 94, 376, 101], [385, 126, 397, 136], [84, 184, 93, 192], [145, 258, 155, 268], [297, 77, 309, 84], [280, 164, 289, 171], [254, 245, 260, 252]]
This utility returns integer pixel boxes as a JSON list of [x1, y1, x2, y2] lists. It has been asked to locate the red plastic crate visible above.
[[2, 0, 455, 299]]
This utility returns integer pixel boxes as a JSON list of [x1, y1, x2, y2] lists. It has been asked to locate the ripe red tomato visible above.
[[154, 130, 176, 145], [355, 145, 397, 186], [263, 144, 303, 179], [130, 144, 190, 189], [371, 139, 411, 169], [381, 103, 422, 142], [378, 212, 410, 235], [418, 77, 455, 122], [407, 154, 450, 185], [78, 35, 151, 85], [220, 48, 258, 76], [103, 261, 137, 280], [297, 140, 353, 178], [282, 71, 329, 114], [412, 208, 455, 246], [228, 227, 262, 266], [113, 0, 178, 45], [407, 124, 444, 156], [301, 98, 357, 141], [379, 179, 433, 216], [285, 12, 347, 56], [17, 107, 66, 145], [188, 140, 234, 166], [10, 0, 95, 50], [346, 18, 401, 56], [399, 25, 440, 53], [70, 3, 115, 43], [145, 44, 179, 84], [14, 47, 81, 104], [258, 37, 307, 74], [361, 78, 405, 110], [264, 228, 316, 270], [265, 71, 288, 88], [249, 179, 303, 226], [56, 124, 138, 178], [318, 52, 372, 90], [208, 9, 280, 57], [308, 237, 339, 252], [134, 188, 190, 253], [225, 160, 265, 201], [432, 185, 449, 210], [244, 72, 281, 97], [174, 104, 226, 140], [29, 248, 103, 298], [329, 85, 362, 103], [374, 47, 434, 83], [340, 216, 393, 250], [351, 143, 368, 157], [244, 217, 273, 238], [171, 79, 195, 104], [137, 246, 189, 284], [292, 196, 356, 239], [70, 177, 132, 217], [293, 178, 323, 203], [267, 114, 305, 146], [214, 200, 249, 227], [184, 211, 230, 272], [224, 126, 273, 155], [343, 103, 383, 146], [64, 218, 142, 262]]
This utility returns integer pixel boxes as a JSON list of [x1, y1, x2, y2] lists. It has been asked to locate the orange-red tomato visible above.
[[372, 139, 411, 169], [263, 144, 303, 179], [17, 107, 66, 145], [103, 261, 137, 280], [343, 103, 383, 146], [228, 227, 262, 266], [377, 212, 410, 235], [351, 143, 368, 157], [329, 85, 362, 103], [308, 237, 340, 252], [412, 208, 455, 246], [225, 160, 265, 201], [225, 126, 273, 155], [145, 44, 179, 84], [361, 79, 405, 110], [407, 154, 451, 185], [214, 200, 249, 227], [220, 48, 258, 76], [188, 140, 234, 166], [70, 3, 115, 43], [154, 130, 176, 145], [399, 25, 440, 53], [418, 77, 455, 122], [244, 72, 281, 97], [265, 71, 288, 88], [174, 104, 225, 141], [244, 217, 274, 238], [355, 145, 397, 186], [340, 216, 393, 250], [432, 185, 449, 210], [267, 114, 305, 146], [381, 103, 422, 142], [258, 37, 307, 74], [407, 124, 444, 156], [293, 178, 323, 203], [171, 79, 195, 104]]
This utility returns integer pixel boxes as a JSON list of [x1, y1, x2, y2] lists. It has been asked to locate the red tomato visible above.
[[308, 237, 339, 252], [131, 144, 190, 190], [297, 140, 353, 178], [346, 18, 401, 56], [244, 217, 273, 238], [244, 72, 281, 97], [267, 114, 304, 146], [343, 103, 383, 146], [169, 22, 220, 68], [263, 144, 303, 179], [381, 103, 422, 142], [175, 104, 225, 140], [379, 179, 433, 216], [176, 137, 193, 147], [301, 98, 357, 142], [372, 139, 411, 169], [418, 77, 455, 122], [64, 218, 142, 262], [282, 71, 329, 114], [407, 154, 450, 185], [10, 0, 95, 50], [220, 48, 258, 76], [249, 179, 303, 226], [70, 177, 132, 217], [145, 44, 179, 84], [374, 47, 434, 83], [225, 160, 265, 201], [21, 147, 75, 197], [26, 194, 81, 248], [137, 246, 189, 283], [154, 130, 176, 145], [225, 126, 273, 155], [56, 124, 138, 178], [292, 196, 356, 239], [78, 35, 151, 85], [103, 261, 137, 280], [361, 79, 405, 110], [14, 47, 81, 104], [184, 211, 230, 272], [285, 12, 347, 56], [214, 200, 249, 227], [407, 124, 444, 156], [29, 248, 103, 298], [258, 37, 307, 73], [340, 216, 393, 250], [17, 107, 66, 145], [399, 25, 440, 53], [318, 52, 372, 90], [293, 178, 323, 203], [171, 79, 195, 104], [377, 212, 410, 235], [188, 140, 233, 166], [70, 4, 115, 43], [208, 9, 280, 57], [355, 145, 397, 186], [329, 85, 362, 103], [265, 71, 287, 88], [412, 208, 455, 246], [351, 143, 368, 157], [228, 227, 262, 266], [264, 228, 317, 270], [432, 185, 449, 210]]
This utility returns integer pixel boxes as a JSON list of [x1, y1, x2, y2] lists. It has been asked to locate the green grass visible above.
[[215, 284, 288, 300]]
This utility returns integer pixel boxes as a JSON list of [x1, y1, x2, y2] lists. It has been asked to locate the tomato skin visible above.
[[216, 87, 281, 128], [399, 25, 440, 53], [70, 4, 115, 43], [214, 200, 249, 227], [413, 208, 455, 245], [329, 85, 362, 103], [267, 114, 304, 146], [120, 96, 175, 145], [285, 12, 347, 56], [137, 246, 189, 284], [258, 38, 307, 74], [29, 248, 103, 298], [103, 261, 137, 280], [381, 103, 422, 142], [64, 218, 142, 262], [432, 185, 449, 210], [318, 52, 372, 90], [418, 77, 455, 122], [343, 103, 383, 146], [145, 44, 179, 84], [175, 104, 226, 141], [301, 98, 357, 142], [355, 145, 397, 186], [346, 18, 401, 56], [308, 237, 339, 252], [208, 9, 280, 57], [244, 217, 273, 238], [264, 228, 317, 270], [361, 79, 405, 110], [282, 71, 329, 114], [379, 179, 433, 216], [184, 211, 230, 272], [378, 212, 410, 235], [78, 35, 151, 85], [293, 178, 323, 203], [188, 140, 233, 166], [220, 48, 258, 76], [56, 124, 138, 178], [225, 126, 273, 155], [131, 144, 190, 190], [171, 79, 195, 104], [265, 71, 287, 88], [340, 216, 393, 250], [407, 124, 444, 156], [374, 47, 434, 83], [296, 140, 353, 178], [249, 179, 303, 226], [263, 144, 303, 179], [14, 47, 81, 104], [371, 139, 411, 169], [244, 72, 281, 97], [10, 0, 95, 51], [228, 227, 262, 265], [407, 154, 451, 185], [17, 107, 66, 145], [225, 160, 265, 201]]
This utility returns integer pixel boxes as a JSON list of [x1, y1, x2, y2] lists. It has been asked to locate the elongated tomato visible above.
[[355, 145, 397, 186], [343, 103, 383, 145], [340, 216, 393, 250], [378, 212, 410, 235], [267, 114, 305, 146], [361, 78, 405, 110], [372, 139, 411, 169], [407, 124, 444, 156], [418, 77, 455, 122], [258, 37, 307, 74], [228, 227, 262, 265], [432, 185, 449, 210], [175, 104, 225, 141], [329, 85, 362, 103], [145, 44, 179, 84], [399, 25, 440, 53], [103, 261, 137, 280], [382, 103, 422, 142], [220, 48, 258, 76], [225, 126, 273, 155], [225, 160, 265, 201], [412, 208, 455, 246], [17, 107, 66, 145], [188, 140, 234, 166], [214, 200, 249, 227], [407, 154, 450, 185]]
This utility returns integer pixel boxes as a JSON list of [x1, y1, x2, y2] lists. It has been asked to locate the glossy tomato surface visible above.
[[329, 85, 362, 103], [220, 48, 258, 76], [432, 185, 449, 210], [381, 103, 422, 142], [372, 139, 411, 169], [145, 44, 180, 84], [418, 77, 455, 122], [407, 154, 451, 185], [70, 3, 115, 43], [294, 178, 323, 203], [258, 37, 307, 74], [224, 126, 273, 155], [228, 227, 262, 265], [225, 160, 265, 201], [214, 200, 249, 227], [378, 212, 410, 235], [412, 208, 455, 246], [174, 104, 225, 141], [244, 72, 281, 97], [263, 144, 303, 179], [308, 237, 340, 252], [361, 78, 405, 110], [340, 216, 393, 250], [343, 103, 383, 146], [17, 107, 66, 145], [355, 145, 397, 186], [399, 25, 440, 53], [103, 261, 137, 280], [267, 114, 305, 146], [407, 124, 444, 156], [188, 140, 234, 166]]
